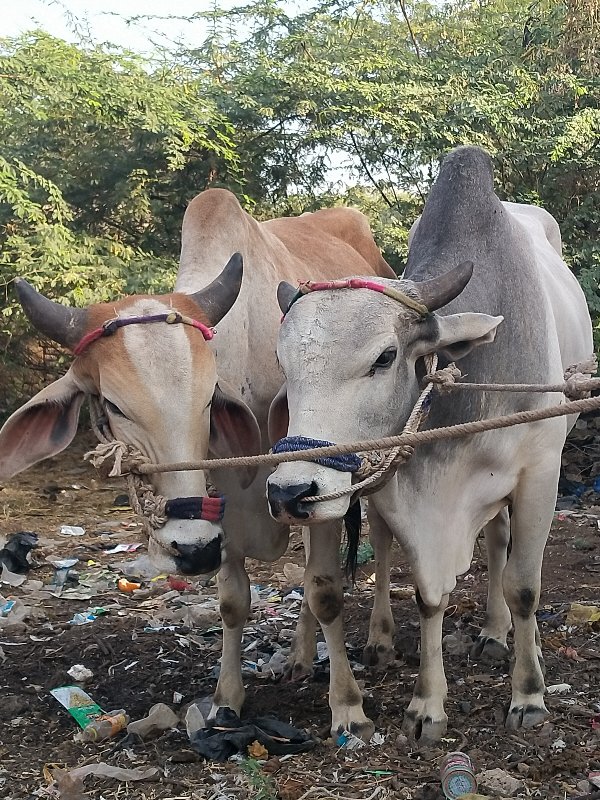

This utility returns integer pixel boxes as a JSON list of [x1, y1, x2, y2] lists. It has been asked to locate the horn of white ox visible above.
[[14, 278, 88, 350], [415, 261, 474, 312], [188, 252, 244, 326]]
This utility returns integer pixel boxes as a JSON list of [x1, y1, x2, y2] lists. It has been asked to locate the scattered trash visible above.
[[118, 578, 141, 592], [248, 740, 269, 759], [566, 602, 600, 626], [50, 686, 105, 730], [477, 767, 525, 797], [316, 641, 329, 661], [67, 664, 94, 682], [127, 702, 179, 738], [104, 543, 143, 554], [51, 762, 158, 798], [0, 596, 36, 628], [547, 683, 572, 694], [443, 633, 474, 656], [261, 649, 288, 676], [68, 611, 99, 626], [76, 710, 129, 742], [189, 707, 315, 761], [558, 645, 585, 661], [336, 729, 365, 750], [0, 532, 38, 573], [0, 565, 27, 587], [441, 751, 478, 799], [167, 575, 193, 591], [185, 703, 206, 737], [173, 691, 184, 704], [59, 525, 86, 537], [589, 772, 600, 789], [551, 737, 567, 751], [282, 562, 305, 585]]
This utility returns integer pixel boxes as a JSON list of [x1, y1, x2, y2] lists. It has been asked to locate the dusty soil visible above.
[[1, 437, 599, 800]]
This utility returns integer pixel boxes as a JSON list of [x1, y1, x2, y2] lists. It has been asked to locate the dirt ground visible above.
[[1, 436, 599, 800]]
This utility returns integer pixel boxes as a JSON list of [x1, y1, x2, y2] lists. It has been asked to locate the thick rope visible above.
[[131, 392, 600, 474], [426, 358, 599, 400], [85, 397, 175, 555], [83, 361, 600, 536]]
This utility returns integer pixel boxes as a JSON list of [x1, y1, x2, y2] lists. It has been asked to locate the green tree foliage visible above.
[[0, 33, 237, 414], [0, 2, 598, 418]]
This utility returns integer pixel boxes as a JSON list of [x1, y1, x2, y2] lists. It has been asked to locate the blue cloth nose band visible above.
[[271, 436, 362, 472]]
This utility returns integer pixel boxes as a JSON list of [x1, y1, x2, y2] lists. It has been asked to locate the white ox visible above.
[[0, 190, 395, 735], [267, 146, 593, 741]]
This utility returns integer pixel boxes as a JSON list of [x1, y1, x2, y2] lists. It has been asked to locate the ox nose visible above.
[[172, 536, 222, 575], [267, 481, 317, 520]]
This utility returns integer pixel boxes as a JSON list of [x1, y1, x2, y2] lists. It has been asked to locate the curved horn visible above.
[[415, 261, 474, 312], [15, 278, 88, 350], [189, 252, 244, 326], [277, 281, 297, 314]]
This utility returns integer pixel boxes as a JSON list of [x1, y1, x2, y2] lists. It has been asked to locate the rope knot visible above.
[[425, 363, 463, 393], [563, 374, 593, 401]]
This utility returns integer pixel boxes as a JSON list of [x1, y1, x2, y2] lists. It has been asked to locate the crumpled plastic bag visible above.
[[189, 707, 315, 761], [53, 763, 159, 798], [0, 531, 38, 574], [566, 602, 600, 626]]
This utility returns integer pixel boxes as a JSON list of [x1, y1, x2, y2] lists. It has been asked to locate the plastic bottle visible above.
[[76, 710, 129, 742]]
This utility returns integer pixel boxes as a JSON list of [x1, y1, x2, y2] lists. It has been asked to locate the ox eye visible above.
[[105, 399, 128, 419], [371, 347, 397, 373]]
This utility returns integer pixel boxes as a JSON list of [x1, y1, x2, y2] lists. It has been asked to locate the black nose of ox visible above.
[[172, 537, 222, 575], [267, 482, 317, 520]]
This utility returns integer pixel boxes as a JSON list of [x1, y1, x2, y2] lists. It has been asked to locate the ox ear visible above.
[[0, 370, 85, 481], [210, 379, 262, 489], [412, 312, 504, 361], [268, 383, 289, 444]]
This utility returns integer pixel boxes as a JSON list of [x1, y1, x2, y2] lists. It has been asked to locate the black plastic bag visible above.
[[0, 532, 38, 573], [190, 707, 315, 762]]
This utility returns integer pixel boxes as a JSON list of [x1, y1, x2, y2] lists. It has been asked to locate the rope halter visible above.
[[274, 277, 434, 502], [78, 311, 225, 556]]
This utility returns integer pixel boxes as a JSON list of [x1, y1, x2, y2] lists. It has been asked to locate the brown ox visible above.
[[0, 189, 395, 737]]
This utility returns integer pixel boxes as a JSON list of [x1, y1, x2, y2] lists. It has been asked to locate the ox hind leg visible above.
[[471, 508, 512, 663], [305, 521, 374, 741], [503, 466, 558, 729], [210, 557, 250, 718], [362, 506, 395, 667]]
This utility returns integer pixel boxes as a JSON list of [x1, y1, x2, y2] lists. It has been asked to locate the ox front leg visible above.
[[403, 588, 449, 742], [305, 522, 375, 742], [286, 527, 317, 680], [471, 508, 512, 663], [502, 471, 556, 730], [211, 557, 250, 718], [363, 507, 395, 667]]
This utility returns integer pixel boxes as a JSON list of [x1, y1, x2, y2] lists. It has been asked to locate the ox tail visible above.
[[343, 500, 362, 583]]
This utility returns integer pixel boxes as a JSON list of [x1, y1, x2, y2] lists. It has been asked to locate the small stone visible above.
[[516, 762, 530, 776], [478, 767, 525, 796]]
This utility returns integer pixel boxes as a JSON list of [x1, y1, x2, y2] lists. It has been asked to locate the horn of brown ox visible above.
[[415, 260, 474, 312], [14, 278, 88, 350], [189, 252, 244, 326]]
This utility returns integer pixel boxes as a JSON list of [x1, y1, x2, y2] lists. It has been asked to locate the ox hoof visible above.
[[284, 660, 314, 682], [362, 642, 395, 668], [470, 635, 510, 664], [506, 703, 548, 730], [402, 708, 448, 743], [333, 714, 375, 744]]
